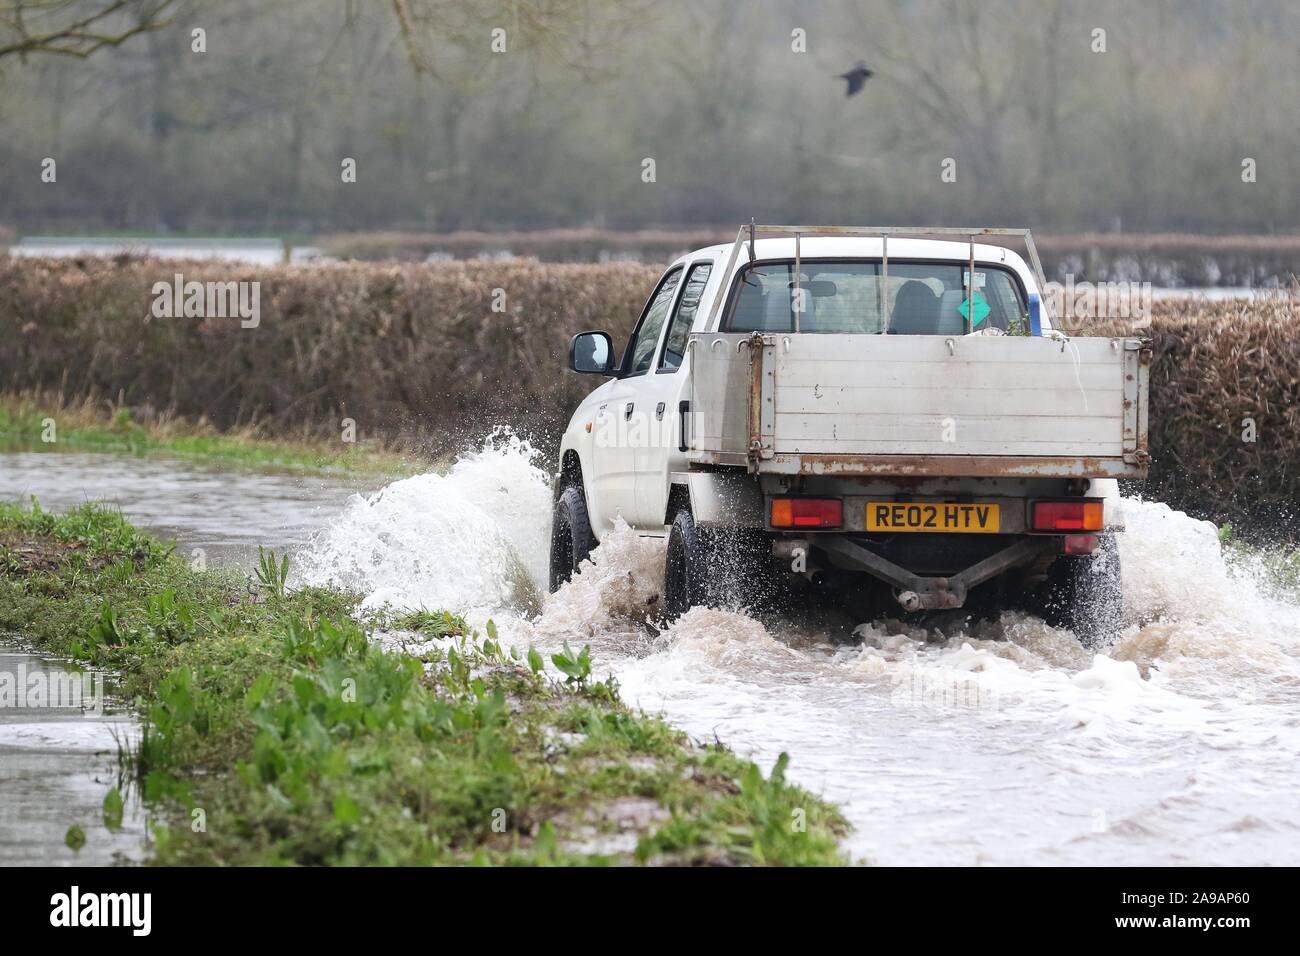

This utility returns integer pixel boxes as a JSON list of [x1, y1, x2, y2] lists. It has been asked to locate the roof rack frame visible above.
[[704, 224, 1055, 330]]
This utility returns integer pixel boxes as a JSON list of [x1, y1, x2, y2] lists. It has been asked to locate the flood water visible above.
[[4, 440, 1299, 865], [0, 451, 371, 864], [0, 650, 142, 865], [6, 238, 324, 265], [0, 450, 370, 567]]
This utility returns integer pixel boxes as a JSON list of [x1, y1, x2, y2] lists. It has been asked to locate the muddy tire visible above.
[[549, 485, 595, 592], [1042, 532, 1123, 647], [663, 510, 771, 622]]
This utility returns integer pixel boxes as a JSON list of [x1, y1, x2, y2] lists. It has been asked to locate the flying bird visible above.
[[838, 61, 874, 97]]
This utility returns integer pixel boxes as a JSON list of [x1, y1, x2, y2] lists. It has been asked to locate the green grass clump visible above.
[[387, 608, 470, 638], [0, 502, 850, 866], [0, 498, 160, 557]]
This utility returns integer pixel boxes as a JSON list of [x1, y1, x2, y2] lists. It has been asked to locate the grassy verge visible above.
[[0, 502, 849, 865], [0, 393, 427, 477]]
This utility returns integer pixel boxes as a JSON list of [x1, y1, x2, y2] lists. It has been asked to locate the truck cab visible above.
[[550, 225, 1151, 645]]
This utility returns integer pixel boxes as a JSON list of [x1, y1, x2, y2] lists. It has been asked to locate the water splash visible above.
[[296, 428, 553, 615], [298, 437, 1300, 864]]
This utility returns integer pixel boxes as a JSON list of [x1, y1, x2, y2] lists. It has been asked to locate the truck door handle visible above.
[[624, 402, 634, 420], [655, 402, 666, 420], [678, 400, 690, 452]]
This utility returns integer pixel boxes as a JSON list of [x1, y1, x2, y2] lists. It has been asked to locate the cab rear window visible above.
[[725, 260, 1026, 334]]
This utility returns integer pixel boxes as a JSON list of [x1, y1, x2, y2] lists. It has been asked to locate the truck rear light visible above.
[[1032, 500, 1103, 532], [770, 497, 842, 529]]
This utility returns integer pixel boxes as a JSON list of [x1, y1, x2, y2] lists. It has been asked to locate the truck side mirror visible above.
[[568, 331, 617, 375]]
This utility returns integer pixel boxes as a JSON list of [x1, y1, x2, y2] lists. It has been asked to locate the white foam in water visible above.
[[300, 437, 1300, 865], [297, 429, 553, 615]]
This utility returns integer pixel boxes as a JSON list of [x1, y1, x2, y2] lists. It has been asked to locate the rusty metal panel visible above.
[[1118, 338, 1153, 470], [767, 453, 1145, 479], [745, 332, 763, 465], [1136, 340, 1152, 468], [751, 332, 776, 465], [1122, 339, 1139, 459]]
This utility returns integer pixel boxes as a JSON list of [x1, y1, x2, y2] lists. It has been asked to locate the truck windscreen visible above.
[[725, 260, 1026, 335]]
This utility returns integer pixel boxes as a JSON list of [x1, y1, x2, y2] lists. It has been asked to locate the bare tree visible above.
[[0, 0, 174, 61], [389, 0, 649, 83]]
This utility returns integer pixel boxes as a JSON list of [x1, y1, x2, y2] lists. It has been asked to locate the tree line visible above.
[[1, 0, 1296, 237]]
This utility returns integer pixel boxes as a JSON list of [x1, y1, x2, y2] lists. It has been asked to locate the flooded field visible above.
[[4, 438, 1299, 865]]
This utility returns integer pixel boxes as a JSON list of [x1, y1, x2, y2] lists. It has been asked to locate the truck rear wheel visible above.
[[664, 510, 710, 620], [1042, 532, 1123, 647], [549, 486, 595, 592], [664, 510, 772, 622]]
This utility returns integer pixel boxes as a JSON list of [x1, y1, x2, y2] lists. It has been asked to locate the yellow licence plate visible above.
[[865, 501, 1001, 533]]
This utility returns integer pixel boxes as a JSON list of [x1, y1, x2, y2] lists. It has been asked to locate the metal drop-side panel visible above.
[[688, 332, 1151, 479]]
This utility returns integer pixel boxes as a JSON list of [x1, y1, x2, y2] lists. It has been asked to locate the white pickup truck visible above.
[[550, 225, 1151, 645]]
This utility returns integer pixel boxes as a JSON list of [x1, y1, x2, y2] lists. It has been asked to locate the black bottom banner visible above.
[[0, 866, 1286, 944]]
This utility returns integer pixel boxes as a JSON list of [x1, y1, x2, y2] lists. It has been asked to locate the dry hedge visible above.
[[0, 257, 660, 453], [1127, 296, 1300, 524], [1, 257, 1296, 525]]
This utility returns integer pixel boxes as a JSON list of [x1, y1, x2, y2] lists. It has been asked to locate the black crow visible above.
[[838, 61, 873, 96]]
